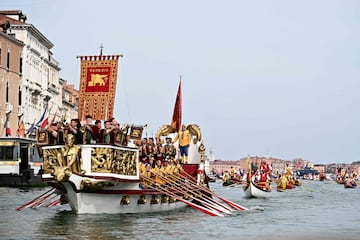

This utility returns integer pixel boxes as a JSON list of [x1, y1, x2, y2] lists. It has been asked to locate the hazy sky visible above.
[[3, 0, 360, 164]]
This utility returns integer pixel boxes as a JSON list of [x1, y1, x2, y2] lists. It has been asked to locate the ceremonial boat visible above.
[[335, 167, 346, 184], [243, 157, 272, 198], [17, 52, 247, 216], [243, 179, 271, 198], [344, 178, 357, 189]]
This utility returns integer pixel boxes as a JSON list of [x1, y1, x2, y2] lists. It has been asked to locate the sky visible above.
[[2, 0, 360, 164]]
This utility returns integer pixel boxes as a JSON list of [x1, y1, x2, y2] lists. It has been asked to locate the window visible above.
[[7, 50, 10, 69], [18, 86, 22, 106], [19, 57, 23, 74], [6, 82, 9, 102], [0, 146, 17, 161]]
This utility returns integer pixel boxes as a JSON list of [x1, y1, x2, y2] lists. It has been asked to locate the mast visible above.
[[171, 76, 182, 131]]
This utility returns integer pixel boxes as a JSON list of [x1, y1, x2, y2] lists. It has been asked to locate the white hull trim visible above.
[[244, 181, 271, 198], [60, 175, 188, 214]]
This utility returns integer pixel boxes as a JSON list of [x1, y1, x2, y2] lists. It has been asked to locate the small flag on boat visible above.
[[171, 78, 182, 132]]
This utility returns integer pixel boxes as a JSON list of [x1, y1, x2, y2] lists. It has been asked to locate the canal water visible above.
[[0, 180, 359, 240]]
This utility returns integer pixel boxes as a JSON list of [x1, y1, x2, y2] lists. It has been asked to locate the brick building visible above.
[[0, 22, 24, 136]]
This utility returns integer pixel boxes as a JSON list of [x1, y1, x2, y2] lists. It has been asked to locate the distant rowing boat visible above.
[[243, 179, 271, 198], [243, 156, 272, 198]]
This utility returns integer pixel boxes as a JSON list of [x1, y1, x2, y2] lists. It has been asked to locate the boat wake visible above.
[[247, 206, 265, 211]]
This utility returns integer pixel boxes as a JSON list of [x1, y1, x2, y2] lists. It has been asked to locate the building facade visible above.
[[0, 22, 24, 137], [0, 10, 61, 133], [61, 79, 79, 123]]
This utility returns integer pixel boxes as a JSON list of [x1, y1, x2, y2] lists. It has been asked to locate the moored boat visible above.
[[0, 137, 44, 187]]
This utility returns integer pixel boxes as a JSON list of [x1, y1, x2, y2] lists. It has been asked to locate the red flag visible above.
[[171, 78, 182, 131], [5, 127, 11, 136], [40, 117, 49, 129]]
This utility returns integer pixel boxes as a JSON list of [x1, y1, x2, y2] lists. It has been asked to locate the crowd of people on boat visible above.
[[217, 168, 244, 186], [217, 160, 306, 191], [218, 160, 273, 190], [336, 167, 358, 188], [245, 160, 272, 191], [40, 115, 130, 146], [275, 163, 297, 190], [139, 157, 184, 189], [39, 115, 196, 185], [39, 115, 187, 165], [136, 137, 176, 164]]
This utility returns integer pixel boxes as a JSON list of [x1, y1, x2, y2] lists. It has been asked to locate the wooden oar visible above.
[[142, 175, 224, 217], [16, 188, 56, 211], [162, 172, 235, 213], [141, 175, 224, 217], [142, 173, 228, 215], [302, 187, 314, 192], [171, 173, 239, 211], [181, 170, 249, 211], [31, 193, 58, 208], [226, 180, 244, 187], [46, 198, 61, 208], [152, 171, 233, 215]]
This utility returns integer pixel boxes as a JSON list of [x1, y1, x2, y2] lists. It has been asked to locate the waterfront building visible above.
[[204, 148, 215, 174], [0, 10, 61, 133], [0, 20, 24, 137], [61, 79, 79, 123]]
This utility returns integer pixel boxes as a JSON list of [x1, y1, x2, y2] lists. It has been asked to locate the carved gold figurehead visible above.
[[51, 166, 72, 182], [155, 125, 176, 139], [186, 124, 202, 144], [155, 124, 202, 145], [42, 134, 85, 182]]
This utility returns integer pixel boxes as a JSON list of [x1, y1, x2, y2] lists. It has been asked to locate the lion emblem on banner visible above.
[[88, 74, 108, 86]]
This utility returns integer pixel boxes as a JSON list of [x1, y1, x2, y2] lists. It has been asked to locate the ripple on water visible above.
[[1, 181, 360, 239]]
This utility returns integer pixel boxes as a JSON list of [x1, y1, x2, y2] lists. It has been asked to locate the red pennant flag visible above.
[[40, 117, 49, 129], [171, 78, 182, 131]]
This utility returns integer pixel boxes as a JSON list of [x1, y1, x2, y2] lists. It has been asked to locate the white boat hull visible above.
[[243, 181, 271, 198], [59, 177, 187, 214]]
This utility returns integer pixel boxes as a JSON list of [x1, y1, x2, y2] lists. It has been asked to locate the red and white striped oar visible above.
[[157, 172, 233, 215], [141, 175, 224, 217], [181, 170, 249, 211], [46, 199, 61, 208], [16, 188, 56, 211]]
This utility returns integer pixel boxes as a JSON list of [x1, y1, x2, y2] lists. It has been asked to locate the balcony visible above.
[[30, 83, 42, 95]]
